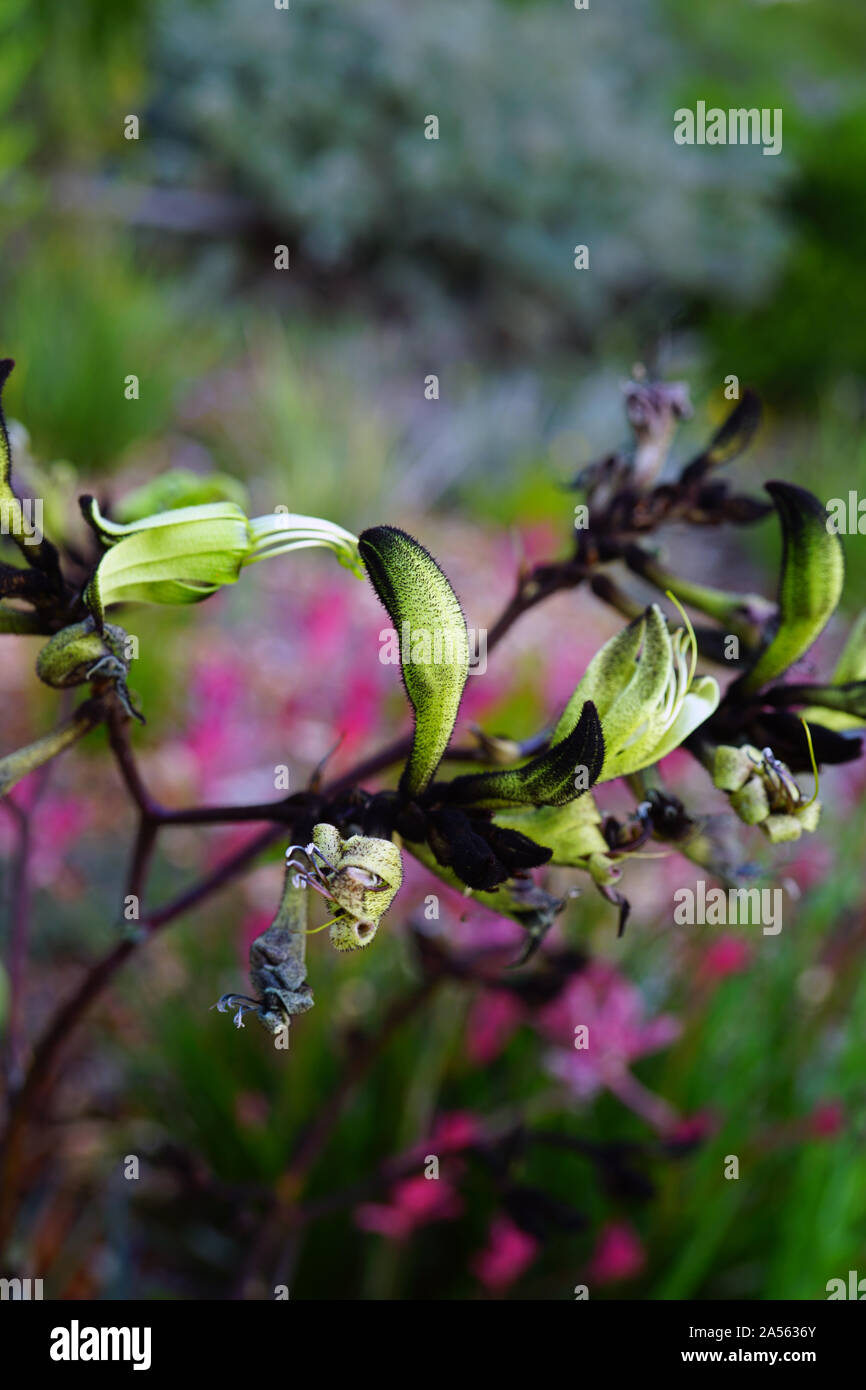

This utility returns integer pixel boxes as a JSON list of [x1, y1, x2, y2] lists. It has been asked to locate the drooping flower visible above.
[[81, 496, 362, 627]]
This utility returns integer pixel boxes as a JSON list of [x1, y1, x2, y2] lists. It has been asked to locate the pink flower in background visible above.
[[666, 1111, 715, 1146], [786, 840, 835, 893], [32, 796, 92, 885], [537, 962, 680, 1100], [331, 670, 382, 753], [184, 652, 252, 790], [471, 1215, 538, 1291], [698, 934, 752, 984], [466, 990, 526, 1064], [302, 584, 351, 664], [808, 1100, 845, 1139], [587, 1221, 645, 1284], [0, 792, 92, 889], [428, 1111, 483, 1153], [240, 910, 273, 957], [355, 1175, 463, 1241]]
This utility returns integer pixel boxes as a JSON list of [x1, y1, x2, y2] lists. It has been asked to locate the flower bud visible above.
[[763, 814, 803, 844], [36, 619, 129, 689], [729, 776, 771, 825], [713, 744, 759, 793]]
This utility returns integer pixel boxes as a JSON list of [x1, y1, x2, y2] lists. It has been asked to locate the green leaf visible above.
[[443, 700, 603, 807], [359, 525, 469, 798], [740, 482, 845, 694]]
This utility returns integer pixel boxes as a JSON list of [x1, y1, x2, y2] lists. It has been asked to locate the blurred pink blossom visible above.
[[428, 1111, 483, 1152], [471, 1215, 538, 1291], [466, 990, 526, 1065], [0, 792, 92, 888], [808, 1099, 845, 1139], [666, 1110, 716, 1146], [698, 934, 752, 984], [537, 961, 680, 1101], [587, 1221, 645, 1284], [355, 1175, 463, 1241]]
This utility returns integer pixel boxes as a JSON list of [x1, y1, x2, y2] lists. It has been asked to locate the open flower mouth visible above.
[[619, 622, 697, 756], [556, 599, 719, 783]]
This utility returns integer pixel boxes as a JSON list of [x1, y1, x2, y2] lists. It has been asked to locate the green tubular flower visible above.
[[553, 603, 719, 782], [289, 823, 404, 953], [81, 496, 362, 627]]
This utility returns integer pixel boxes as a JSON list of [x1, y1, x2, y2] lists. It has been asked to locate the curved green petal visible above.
[[84, 514, 250, 626], [444, 700, 603, 807], [638, 676, 720, 766], [741, 482, 844, 694], [359, 525, 469, 798]]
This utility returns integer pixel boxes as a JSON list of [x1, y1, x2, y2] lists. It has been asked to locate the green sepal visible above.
[[741, 482, 844, 694], [443, 700, 603, 808], [359, 525, 469, 798]]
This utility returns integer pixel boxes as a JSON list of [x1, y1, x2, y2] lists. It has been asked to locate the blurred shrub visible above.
[[1, 237, 223, 471], [148, 0, 789, 355]]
